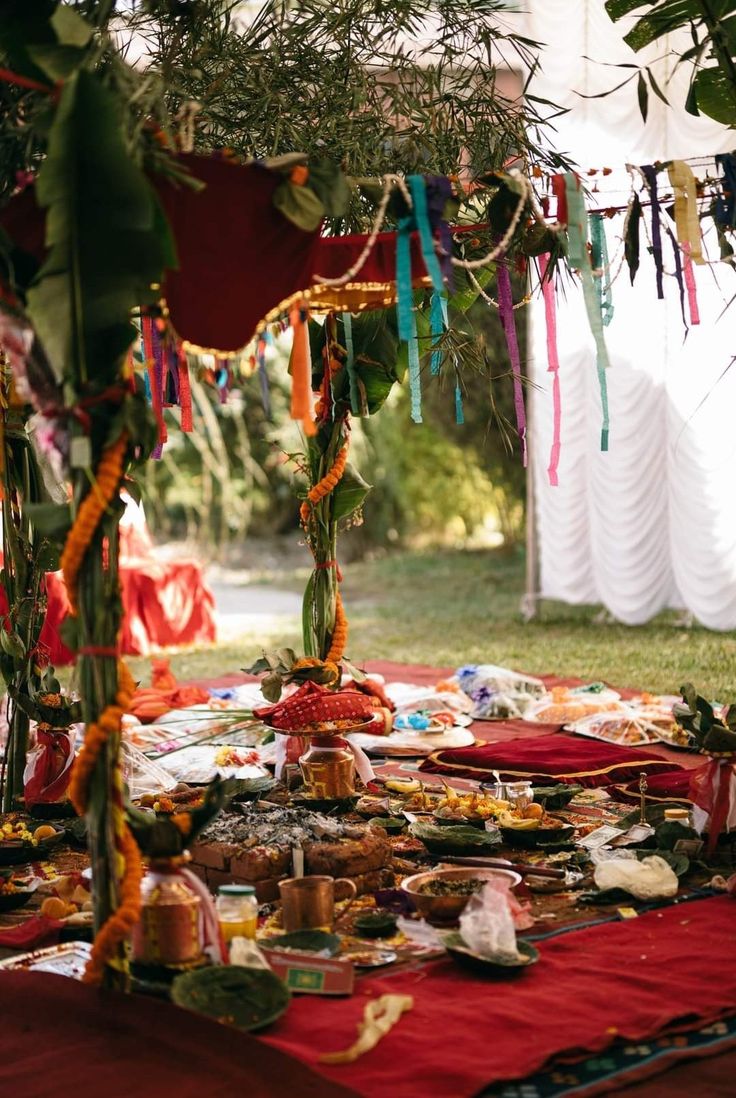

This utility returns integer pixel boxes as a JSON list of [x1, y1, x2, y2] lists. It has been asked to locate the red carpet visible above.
[[263, 896, 736, 1098]]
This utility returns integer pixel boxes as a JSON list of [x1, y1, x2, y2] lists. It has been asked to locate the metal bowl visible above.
[[401, 866, 522, 925]]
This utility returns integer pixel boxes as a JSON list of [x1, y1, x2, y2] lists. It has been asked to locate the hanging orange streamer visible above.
[[327, 592, 348, 662], [289, 304, 316, 437]]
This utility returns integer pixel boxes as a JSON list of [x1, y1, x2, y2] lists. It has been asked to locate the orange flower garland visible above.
[[60, 431, 128, 614], [327, 592, 348, 662], [299, 439, 349, 525], [82, 825, 143, 986], [69, 658, 141, 985]]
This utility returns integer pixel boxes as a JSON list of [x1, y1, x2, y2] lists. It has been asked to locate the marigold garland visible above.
[[82, 823, 143, 986], [60, 431, 128, 615], [327, 592, 348, 663], [69, 657, 141, 986], [299, 440, 349, 526]]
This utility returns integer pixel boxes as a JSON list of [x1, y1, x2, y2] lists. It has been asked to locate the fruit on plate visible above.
[[384, 778, 422, 795], [434, 786, 508, 820], [33, 825, 57, 842], [1, 820, 36, 844], [498, 812, 541, 831]]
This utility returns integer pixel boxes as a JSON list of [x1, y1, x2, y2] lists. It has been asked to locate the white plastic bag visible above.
[[458, 880, 521, 961], [229, 937, 271, 970], [594, 854, 678, 900]]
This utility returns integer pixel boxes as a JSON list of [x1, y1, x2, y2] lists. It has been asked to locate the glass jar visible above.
[[299, 737, 355, 799], [216, 884, 258, 944], [664, 807, 693, 829], [506, 780, 534, 812]]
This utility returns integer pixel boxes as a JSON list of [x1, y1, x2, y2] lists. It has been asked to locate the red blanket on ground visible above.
[[263, 896, 736, 1098], [0, 971, 357, 1098], [420, 732, 682, 787]]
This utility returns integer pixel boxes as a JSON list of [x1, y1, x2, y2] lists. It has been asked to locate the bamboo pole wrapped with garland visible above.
[[298, 311, 406, 663], [0, 7, 173, 988]]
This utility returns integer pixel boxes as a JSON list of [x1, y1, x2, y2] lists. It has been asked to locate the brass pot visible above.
[[131, 862, 202, 966]]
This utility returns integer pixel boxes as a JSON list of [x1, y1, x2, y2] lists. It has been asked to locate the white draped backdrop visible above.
[[515, 1, 736, 629]]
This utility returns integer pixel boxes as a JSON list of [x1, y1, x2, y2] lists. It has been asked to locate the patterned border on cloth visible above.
[[479, 1014, 736, 1097]]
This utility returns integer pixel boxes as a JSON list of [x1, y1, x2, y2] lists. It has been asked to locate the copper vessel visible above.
[[299, 736, 355, 798], [279, 874, 357, 932], [131, 861, 202, 966]]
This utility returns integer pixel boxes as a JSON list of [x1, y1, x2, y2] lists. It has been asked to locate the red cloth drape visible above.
[[262, 896, 736, 1098], [0, 971, 357, 1098], [420, 732, 682, 787]]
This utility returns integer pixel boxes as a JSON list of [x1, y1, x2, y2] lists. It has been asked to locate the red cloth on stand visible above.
[[0, 971, 358, 1098], [118, 557, 216, 656], [262, 896, 736, 1098], [420, 731, 682, 787]]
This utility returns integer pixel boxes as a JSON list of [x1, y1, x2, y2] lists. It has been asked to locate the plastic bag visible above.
[[594, 854, 678, 900], [120, 740, 179, 797], [458, 880, 521, 961], [229, 937, 271, 970]]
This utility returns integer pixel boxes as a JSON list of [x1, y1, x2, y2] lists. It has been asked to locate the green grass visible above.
[[126, 547, 736, 700]]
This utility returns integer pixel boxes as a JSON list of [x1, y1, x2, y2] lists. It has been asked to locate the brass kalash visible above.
[[127, 781, 230, 973]]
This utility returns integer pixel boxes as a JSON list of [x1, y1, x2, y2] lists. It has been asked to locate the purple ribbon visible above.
[[642, 164, 664, 300], [497, 262, 527, 466], [425, 176, 455, 291], [151, 322, 166, 459]]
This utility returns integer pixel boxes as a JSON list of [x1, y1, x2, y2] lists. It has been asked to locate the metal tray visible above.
[[0, 940, 91, 979]]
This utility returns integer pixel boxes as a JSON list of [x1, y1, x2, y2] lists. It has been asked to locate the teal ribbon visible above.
[[590, 214, 614, 328], [396, 214, 415, 342], [408, 308, 422, 424], [342, 312, 361, 415], [454, 379, 464, 425], [565, 174, 610, 451], [430, 290, 448, 375], [408, 175, 446, 296]]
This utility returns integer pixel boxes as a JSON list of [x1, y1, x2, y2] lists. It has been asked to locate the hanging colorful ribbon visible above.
[[641, 164, 664, 300], [255, 332, 272, 420], [590, 214, 614, 328], [407, 310, 422, 424], [715, 153, 736, 230], [289, 302, 316, 436], [430, 291, 448, 375], [539, 254, 561, 487], [565, 173, 610, 452], [496, 263, 527, 466], [667, 160, 704, 265], [682, 242, 701, 326], [454, 377, 464, 425], [176, 347, 193, 432]]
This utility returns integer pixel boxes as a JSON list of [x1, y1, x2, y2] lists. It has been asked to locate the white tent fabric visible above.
[[517, 1, 736, 629]]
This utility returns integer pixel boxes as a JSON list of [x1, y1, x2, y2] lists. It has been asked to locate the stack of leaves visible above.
[[673, 684, 736, 755]]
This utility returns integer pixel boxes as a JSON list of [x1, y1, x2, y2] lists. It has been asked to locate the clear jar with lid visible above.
[[506, 780, 534, 812], [664, 807, 694, 829], [216, 884, 258, 944]]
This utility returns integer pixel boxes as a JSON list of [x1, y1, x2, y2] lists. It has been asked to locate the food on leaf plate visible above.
[[433, 787, 509, 822]]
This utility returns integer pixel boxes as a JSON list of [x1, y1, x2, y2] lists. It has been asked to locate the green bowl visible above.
[[264, 929, 342, 956], [368, 816, 406, 834], [500, 820, 574, 849], [532, 785, 583, 811], [411, 821, 501, 857], [353, 912, 398, 939], [442, 933, 539, 976], [171, 965, 290, 1031]]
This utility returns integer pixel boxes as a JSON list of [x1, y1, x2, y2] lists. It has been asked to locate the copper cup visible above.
[[278, 874, 357, 932]]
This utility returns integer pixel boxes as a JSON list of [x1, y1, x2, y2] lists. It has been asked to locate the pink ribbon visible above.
[[540, 255, 561, 486], [497, 263, 527, 466], [682, 243, 700, 325]]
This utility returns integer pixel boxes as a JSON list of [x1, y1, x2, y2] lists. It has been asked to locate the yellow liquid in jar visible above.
[[219, 916, 257, 942]]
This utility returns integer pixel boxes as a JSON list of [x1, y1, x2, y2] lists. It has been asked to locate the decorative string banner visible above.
[[4, 149, 734, 476]]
